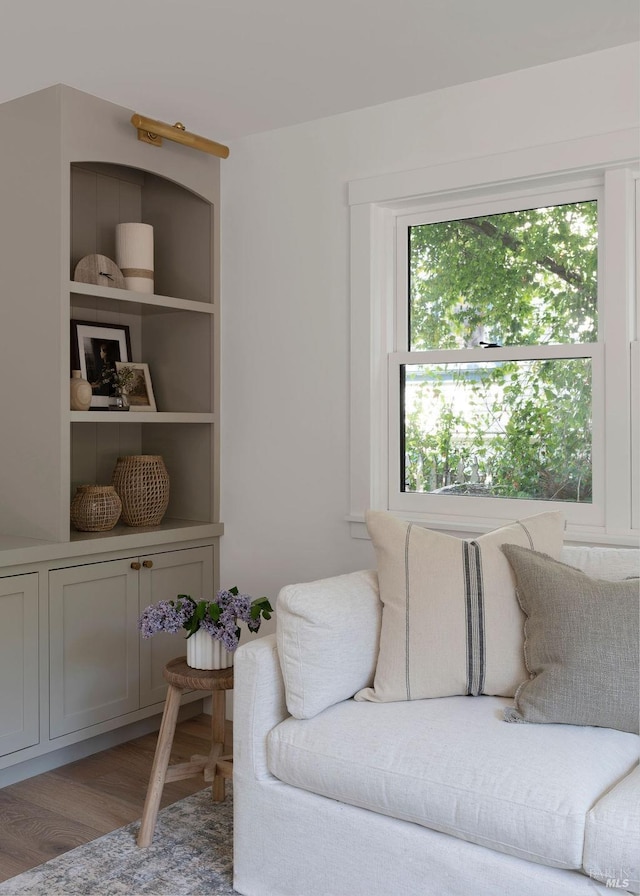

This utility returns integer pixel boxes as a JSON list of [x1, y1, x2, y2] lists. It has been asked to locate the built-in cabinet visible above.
[[49, 546, 213, 737], [0, 539, 217, 783], [0, 574, 39, 755], [0, 83, 222, 545], [68, 161, 218, 526], [0, 85, 225, 783]]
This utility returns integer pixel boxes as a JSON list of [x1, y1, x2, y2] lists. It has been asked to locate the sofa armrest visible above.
[[233, 633, 288, 782]]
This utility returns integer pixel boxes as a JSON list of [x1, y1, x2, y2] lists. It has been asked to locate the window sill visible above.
[[347, 514, 639, 548]]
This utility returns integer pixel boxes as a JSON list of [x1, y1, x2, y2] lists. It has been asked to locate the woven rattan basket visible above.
[[70, 485, 122, 532], [111, 455, 170, 527]]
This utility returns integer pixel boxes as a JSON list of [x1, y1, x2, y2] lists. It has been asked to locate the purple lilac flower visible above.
[[219, 607, 236, 628], [234, 595, 253, 623], [216, 589, 234, 609], [200, 618, 237, 650], [220, 627, 239, 651], [199, 615, 221, 637], [138, 599, 193, 638], [137, 587, 272, 650], [197, 592, 248, 647]]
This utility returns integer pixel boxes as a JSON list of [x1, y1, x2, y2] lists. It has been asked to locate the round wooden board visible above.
[[73, 254, 125, 289]]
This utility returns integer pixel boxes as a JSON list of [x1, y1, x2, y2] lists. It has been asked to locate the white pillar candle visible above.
[[115, 223, 154, 294]]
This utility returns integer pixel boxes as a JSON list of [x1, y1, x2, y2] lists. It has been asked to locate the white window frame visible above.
[[390, 183, 604, 528], [633, 179, 640, 531], [348, 129, 639, 545]]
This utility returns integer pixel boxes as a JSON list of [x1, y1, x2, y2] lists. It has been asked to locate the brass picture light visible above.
[[131, 114, 229, 159]]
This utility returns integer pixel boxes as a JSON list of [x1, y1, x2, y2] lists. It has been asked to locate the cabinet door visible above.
[[0, 574, 39, 755], [49, 559, 139, 737], [138, 547, 214, 707]]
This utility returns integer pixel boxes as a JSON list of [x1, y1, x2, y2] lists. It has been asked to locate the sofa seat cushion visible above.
[[267, 696, 639, 870], [583, 762, 640, 894]]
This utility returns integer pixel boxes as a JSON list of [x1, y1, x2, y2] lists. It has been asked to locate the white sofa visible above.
[[233, 545, 640, 896]]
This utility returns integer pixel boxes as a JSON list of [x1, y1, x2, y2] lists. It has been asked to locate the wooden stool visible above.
[[137, 656, 234, 847]]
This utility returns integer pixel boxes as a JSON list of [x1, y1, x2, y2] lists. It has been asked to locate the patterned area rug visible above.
[[0, 787, 236, 896]]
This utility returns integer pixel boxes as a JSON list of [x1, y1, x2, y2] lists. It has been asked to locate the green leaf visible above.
[[208, 603, 221, 623]]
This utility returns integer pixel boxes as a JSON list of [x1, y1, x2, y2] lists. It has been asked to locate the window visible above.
[[393, 191, 601, 519], [349, 135, 638, 543]]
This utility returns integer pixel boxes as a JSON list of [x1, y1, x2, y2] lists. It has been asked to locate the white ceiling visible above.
[[1, 0, 638, 143]]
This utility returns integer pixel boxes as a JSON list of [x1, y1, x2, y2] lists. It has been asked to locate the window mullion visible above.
[[393, 344, 597, 366]]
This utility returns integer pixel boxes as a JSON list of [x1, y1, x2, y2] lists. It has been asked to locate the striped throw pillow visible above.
[[355, 510, 565, 702]]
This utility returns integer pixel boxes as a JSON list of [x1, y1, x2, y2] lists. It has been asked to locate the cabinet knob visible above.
[[142, 560, 153, 568], [131, 562, 141, 570]]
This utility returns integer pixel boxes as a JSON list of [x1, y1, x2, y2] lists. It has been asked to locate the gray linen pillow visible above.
[[501, 544, 639, 734]]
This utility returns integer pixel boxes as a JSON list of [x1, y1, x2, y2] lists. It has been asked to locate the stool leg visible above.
[[211, 690, 226, 801], [137, 684, 182, 847]]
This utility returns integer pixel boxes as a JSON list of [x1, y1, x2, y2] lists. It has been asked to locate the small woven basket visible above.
[[111, 455, 170, 527], [70, 485, 122, 532]]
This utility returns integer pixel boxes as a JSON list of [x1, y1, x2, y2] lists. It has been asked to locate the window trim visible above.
[[348, 129, 639, 544], [633, 178, 640, 529]]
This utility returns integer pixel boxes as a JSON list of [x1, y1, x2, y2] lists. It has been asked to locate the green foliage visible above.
[[404, 202, 596, 503], [175, 588, 273, 639], [409, 202, 597, 350], [249, 596, 273, 622]]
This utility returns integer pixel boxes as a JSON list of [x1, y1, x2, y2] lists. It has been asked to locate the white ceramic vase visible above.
[[186, 629, 234, 670], [70, 370, 92, 411], [115, 222, 154, 293]]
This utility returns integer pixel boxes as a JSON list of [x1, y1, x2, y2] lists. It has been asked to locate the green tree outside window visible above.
[[404, 202, 596, 503]]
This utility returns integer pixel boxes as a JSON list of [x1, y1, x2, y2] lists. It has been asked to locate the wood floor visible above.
[[0, 713, 231, 883]]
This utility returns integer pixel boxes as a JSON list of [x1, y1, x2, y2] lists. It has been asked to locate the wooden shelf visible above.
[[70, 518, 224, 546], [70, 411, 215, 424], [69, 282, 215, 315], [0, 520, 224, 566]]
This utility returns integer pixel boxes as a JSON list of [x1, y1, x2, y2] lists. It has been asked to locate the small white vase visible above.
[[115, 222, 154, 293], [186, 629, 234, 670], [70, 370, 92, 411]]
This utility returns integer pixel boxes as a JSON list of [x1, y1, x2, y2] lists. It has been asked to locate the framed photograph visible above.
[[116, 361, 157, 412], [71, 320, 132, 409]]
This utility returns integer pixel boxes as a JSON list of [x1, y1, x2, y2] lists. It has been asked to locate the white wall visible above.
[[220, 44, 639, 621]]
